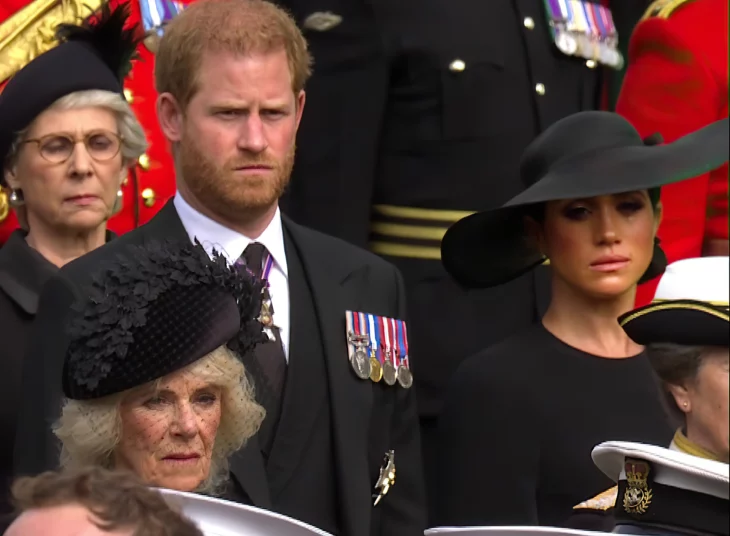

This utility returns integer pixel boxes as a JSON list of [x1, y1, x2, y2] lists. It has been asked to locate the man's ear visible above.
[[157, 93, 185, 143], [294, 90, 306, 131]]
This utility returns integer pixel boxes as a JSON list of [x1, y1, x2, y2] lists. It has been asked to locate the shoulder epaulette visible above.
[[573, 486, 618, 511], [641, 0, 697, 21]]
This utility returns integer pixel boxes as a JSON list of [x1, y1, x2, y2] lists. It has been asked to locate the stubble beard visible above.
[[179, 133, 295, 225]]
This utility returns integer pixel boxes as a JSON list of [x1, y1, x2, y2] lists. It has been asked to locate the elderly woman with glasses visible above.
[[0, 5, 146, 515]]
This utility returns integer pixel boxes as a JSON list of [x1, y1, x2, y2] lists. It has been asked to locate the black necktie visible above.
[[241, 242, 287, 455]]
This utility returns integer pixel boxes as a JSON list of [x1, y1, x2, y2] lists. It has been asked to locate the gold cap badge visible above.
[[623, 459, 653, 515]]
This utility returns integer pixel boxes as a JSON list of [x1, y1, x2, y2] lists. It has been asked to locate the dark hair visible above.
[[646, 343, 708, 426], [10, 466, 203, 536]]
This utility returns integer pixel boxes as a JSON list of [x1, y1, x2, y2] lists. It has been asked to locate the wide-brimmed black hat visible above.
[[62, 240, 266, 400], [0, 4, 141, 181], [620, 257, 729, 347], [441, 112, 730, 289]]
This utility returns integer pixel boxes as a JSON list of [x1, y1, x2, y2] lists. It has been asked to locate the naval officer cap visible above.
[[425, 527, 638, 535], [158, 489, 335, 535], [592, 441, 729, 536], [619, 256, 729, 348]]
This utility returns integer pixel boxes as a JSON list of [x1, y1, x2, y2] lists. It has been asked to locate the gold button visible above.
[[449, 59, 466, 72], [138, 153, 151, 171], [141, 188, 156, 208], [523, 17, 535, 30], [535, 83, 546, 95], [122, 175, 129, 187], [123, 89, 134, 103], [586, 59, 597, 69]]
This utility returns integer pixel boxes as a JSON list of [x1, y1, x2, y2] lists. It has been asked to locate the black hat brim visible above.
[[620, 300, 730, 347], [442, 118, 729, 288]]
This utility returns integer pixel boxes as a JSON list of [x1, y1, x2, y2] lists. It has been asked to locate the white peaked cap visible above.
[[425, 527, 630, 536], [592, 441, 729, 500], [157, 488, 335, 536], [653, 257, 729, 303]]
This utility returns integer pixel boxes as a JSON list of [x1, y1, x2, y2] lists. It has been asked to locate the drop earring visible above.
[[111, 188, 123, 215], [9, 188, 24, 207]]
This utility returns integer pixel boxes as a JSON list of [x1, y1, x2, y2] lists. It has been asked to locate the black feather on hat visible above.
[[55, 2, 142, 81], [62, 240, 268, 400], [0, 3, 143, 178]]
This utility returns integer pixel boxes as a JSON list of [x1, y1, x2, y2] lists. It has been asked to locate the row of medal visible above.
[[346, 311, 413, 389], [544, 0, 624, 70]]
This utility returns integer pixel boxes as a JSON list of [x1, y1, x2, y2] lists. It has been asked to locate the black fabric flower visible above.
[[63, 240, 266, 400]]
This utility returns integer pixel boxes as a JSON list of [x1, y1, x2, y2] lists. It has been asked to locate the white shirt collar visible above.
[[173, 192, 288, 277]]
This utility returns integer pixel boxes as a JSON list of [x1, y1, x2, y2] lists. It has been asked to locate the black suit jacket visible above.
[[13, 200, 426, 536]]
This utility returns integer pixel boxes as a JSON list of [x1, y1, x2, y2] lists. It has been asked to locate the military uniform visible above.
[[616, 0, 730, 306], [0, 0, 178, 243], [276, 0, 626, 512]]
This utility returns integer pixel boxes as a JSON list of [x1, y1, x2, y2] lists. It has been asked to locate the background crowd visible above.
[[0, 0, 727, 534]]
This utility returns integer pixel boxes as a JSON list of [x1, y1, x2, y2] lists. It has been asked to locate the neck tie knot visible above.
[[242, 242, 267, 278]]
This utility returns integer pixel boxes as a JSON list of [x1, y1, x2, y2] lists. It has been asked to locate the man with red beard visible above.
[[12, 1, 426, 535]]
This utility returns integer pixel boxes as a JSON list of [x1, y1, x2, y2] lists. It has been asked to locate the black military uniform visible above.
[[277, 0, 629, 514]]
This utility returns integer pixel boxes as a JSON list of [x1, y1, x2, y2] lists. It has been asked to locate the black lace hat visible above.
[[441, 112, 729, 289], [0, 4, 142, 178], [62, 240, 267, 400]]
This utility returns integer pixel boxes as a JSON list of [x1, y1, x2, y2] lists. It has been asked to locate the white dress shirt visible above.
[[174, 193, 290, 360]]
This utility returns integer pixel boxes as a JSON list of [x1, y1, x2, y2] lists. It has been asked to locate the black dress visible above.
[[0, 230, 57, 515], [434, 323, 673, 528]]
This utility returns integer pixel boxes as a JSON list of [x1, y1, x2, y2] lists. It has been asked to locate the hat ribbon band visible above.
[[620, 302, 730, 327]]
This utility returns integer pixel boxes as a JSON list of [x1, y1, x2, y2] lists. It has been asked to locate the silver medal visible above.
[[351, 348, 372, 380], [556, 31, 578, 56]]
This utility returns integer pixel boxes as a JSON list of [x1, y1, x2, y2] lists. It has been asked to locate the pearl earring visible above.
[[8, 188, 24, 207]]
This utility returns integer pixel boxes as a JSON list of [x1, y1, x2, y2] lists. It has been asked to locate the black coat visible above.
[[0, 231, 57, 515], [13, 201, 427, 536]]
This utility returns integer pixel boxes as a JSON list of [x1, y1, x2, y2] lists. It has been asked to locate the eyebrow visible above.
[[210, 100, 292, 111], [30, 128, 115, 139]]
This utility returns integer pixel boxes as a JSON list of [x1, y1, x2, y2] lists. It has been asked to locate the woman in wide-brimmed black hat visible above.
[[433, 111, 729, 528]]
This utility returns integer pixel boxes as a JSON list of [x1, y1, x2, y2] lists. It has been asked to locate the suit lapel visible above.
[[282, 217, 373, 536], [266, 231, 327, 498], [227, 435, 272, 508]]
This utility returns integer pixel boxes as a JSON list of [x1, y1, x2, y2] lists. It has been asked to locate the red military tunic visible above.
[[0, 0, 177, 243], [616, 0, 729, 306]]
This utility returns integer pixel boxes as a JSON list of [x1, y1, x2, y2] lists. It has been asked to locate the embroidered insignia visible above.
[[623, 459, 653, 515], [302, 11, 342, 32]]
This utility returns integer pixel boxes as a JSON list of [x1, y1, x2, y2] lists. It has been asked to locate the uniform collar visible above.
[[173, 193, 288, 278], [670, 428, 723, 462]]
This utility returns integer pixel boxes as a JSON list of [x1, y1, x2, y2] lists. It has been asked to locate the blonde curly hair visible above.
[[53, 346, 264, 495]]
